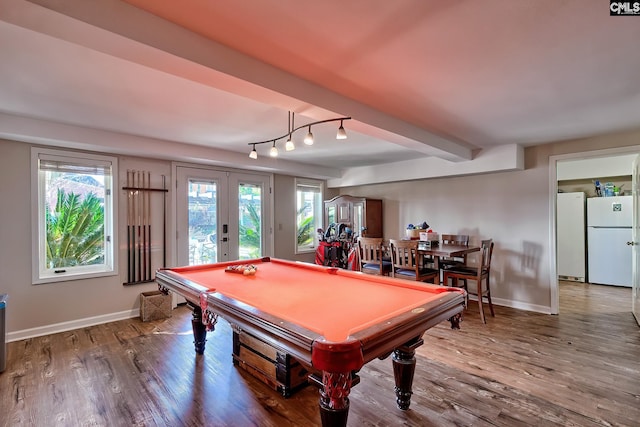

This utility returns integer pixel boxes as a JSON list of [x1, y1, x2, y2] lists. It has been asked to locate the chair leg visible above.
[[486, 277, 495, 317], [476, 279, 486, 324]]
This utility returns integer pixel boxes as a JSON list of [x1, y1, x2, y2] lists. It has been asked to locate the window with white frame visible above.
[[31, 148, 117, 284], [295, 179, 323, 253]]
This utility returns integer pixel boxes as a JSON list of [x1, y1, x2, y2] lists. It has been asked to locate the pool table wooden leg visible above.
[[188, 302, 208, 355], [319, 371, 351, 427], [392, 337, 424, 410]]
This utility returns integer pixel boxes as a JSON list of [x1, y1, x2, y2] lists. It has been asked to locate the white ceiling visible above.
[[1, 0, 640, 182]]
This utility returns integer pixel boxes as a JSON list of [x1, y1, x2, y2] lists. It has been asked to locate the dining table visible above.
[[417, 243, 480, 269], [380, 239, 480, 270]]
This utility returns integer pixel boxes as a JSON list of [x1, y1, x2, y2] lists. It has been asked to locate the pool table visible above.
[[156, 257, 465, 427]]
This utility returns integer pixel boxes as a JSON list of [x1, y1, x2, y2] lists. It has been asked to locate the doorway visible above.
[[550, 147, 639, 314], [175, 165, 272, 266]]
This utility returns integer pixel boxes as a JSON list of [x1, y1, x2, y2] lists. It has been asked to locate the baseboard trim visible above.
[[6, 296, 553, 343], [467, 296, 552, 315], [7, 308, 141, 342]]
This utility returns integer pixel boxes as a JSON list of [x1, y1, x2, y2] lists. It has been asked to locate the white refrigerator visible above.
[[557, 192, 586, 282], [587, 195, 633, 287]]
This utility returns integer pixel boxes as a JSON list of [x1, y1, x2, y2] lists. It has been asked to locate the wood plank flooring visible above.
[[1, 281, 639, 426]]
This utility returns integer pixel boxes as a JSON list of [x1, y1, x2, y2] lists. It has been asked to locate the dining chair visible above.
[[439, 234, 470, 271], [442, 239, 495, 323], [358, 237, 392, 276], [389, 239, 439, 284]]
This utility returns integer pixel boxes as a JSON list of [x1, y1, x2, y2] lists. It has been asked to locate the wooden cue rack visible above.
[[122, 171, 168, 286]]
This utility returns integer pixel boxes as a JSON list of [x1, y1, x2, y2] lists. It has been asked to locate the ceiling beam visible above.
[[10, 0, 473, 161]]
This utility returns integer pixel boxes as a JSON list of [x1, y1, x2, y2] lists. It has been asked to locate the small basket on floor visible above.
[[140, 291, 171, 322]]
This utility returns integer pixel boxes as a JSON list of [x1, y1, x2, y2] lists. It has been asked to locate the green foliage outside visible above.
[[46, 189, 104, 268], [239, 186, 261, 259], [297, 205, 314, 247]]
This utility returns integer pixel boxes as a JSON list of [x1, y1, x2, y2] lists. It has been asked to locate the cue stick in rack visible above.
[[147, 171, 152, 281], [142, 171, 147, 281], [134, 171, 138, 282], [126, 170, 129, 283], [126, 170, 132, 283], [131, 170, 136, 282], [137, 171, 142, 282], [123, 171, 168, 284], [162, 175, 166, 268], [131, 170, 137, 283], [131, 171, 136, 282]]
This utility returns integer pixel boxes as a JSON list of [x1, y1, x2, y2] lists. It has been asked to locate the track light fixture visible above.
[[304, 126, 314, 145], [336, 119, 347, 139], [249, 144, 258, 159], [285, 134, 295, 151], [248, 111, 351, 159]]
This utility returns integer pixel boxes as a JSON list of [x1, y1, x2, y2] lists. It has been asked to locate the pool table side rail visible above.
[[202, 291, 320, 367], [156, 266, 321, 365], [353, 292, 464, 363], [207, 289, 464, 369], [156, 268, 210, 306]]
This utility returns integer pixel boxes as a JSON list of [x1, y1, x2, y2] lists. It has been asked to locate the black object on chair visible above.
[[442, 239, 495, 323]]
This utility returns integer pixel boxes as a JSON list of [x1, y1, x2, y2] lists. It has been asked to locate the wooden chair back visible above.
[[389, 239, 438, 283], [441, 234, 470, 247], [358, 237, 390, 275], [479, 239, 494, 274], [440, 234, 470, 267], [442, 239, 495, 323]]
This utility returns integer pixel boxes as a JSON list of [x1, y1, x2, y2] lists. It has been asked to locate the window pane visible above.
[[188, 180, 218, 265], [239, 183, 262, 260], [43, 168, 106, 269], [296, 181, 322, 252]]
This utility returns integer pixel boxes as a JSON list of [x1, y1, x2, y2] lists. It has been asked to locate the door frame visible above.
[[548, 145, 640, 314], [170, 162, 274, 268], [633, 155, 640, 325]]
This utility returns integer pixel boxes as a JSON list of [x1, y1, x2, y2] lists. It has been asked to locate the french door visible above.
[[176, 166, 271, 266]]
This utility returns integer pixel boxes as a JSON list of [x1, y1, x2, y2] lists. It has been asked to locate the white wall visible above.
[[340, 156, 550, 311], [557, 154, 636, 180]]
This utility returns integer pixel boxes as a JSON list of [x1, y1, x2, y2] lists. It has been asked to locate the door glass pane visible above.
[[239, 183, 262, 259], [188, 179, 217, 265]]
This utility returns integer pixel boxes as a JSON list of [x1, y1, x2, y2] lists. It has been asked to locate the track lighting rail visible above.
[[248, 111, 351, 159]]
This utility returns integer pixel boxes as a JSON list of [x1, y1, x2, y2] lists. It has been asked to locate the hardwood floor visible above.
[[1, 282, 638, 426]]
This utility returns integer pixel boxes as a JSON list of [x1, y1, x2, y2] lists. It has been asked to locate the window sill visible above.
[[33, 269, 118, 285]]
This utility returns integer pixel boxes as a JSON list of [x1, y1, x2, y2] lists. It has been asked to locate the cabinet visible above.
[[324, 195, 382, 238]]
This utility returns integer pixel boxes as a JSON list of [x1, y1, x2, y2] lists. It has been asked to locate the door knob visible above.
[[627, 241, 636, 246]]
